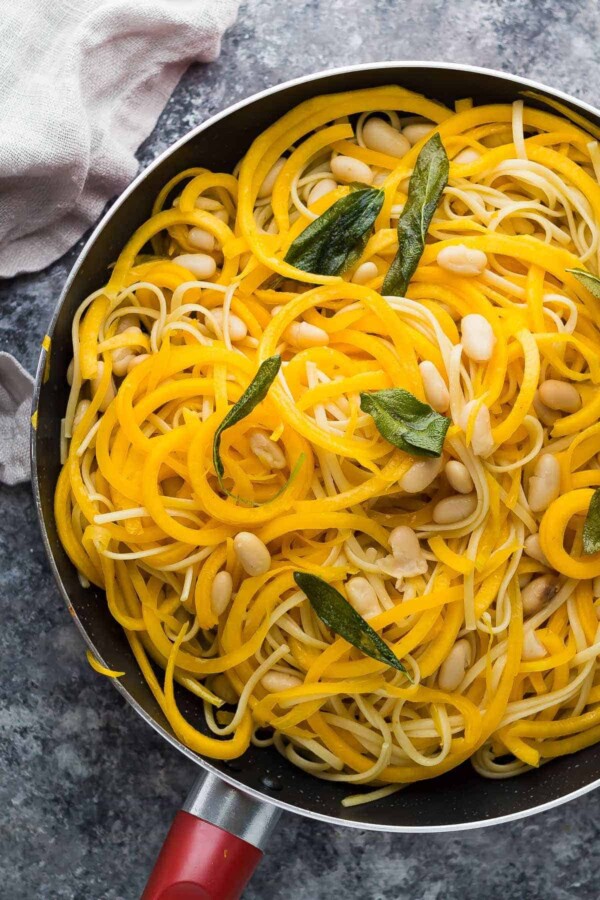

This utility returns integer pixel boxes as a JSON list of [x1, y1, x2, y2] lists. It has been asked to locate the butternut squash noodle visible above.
[[54, 85, 600, 805]]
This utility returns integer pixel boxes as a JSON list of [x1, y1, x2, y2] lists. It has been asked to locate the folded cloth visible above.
[[0, 0, 240, 279], [0, 353, 34, 485]]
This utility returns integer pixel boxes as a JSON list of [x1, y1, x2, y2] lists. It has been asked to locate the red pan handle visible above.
[[141, 771, 281, 900]]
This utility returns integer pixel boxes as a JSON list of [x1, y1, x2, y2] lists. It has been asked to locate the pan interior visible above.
[[33, 63, 600, 830]]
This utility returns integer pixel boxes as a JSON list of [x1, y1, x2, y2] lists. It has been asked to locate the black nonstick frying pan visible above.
[[32, 62, 600, 900]]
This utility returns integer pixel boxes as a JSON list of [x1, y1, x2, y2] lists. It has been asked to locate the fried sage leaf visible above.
[[382, 132, 449, 296], [360, 388, 450, 457], [583, 488, 600, 554], [213, 355, 292, 505], [283, 187, 384, 276], [293, 572, 410, 676], [567, 267, 600, 299]]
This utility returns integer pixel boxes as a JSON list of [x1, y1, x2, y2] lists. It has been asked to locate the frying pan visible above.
[[31, 62, 600, 899]]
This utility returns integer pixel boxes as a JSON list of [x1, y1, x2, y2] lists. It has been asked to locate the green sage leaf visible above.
[[293, 572, 410, 676], [567, 268, 600, 299], [360, 388, 450, 457], [284, 187, 384, 276], [583, 488, 600, 554], [382, 133, 449, 296], [213, 355, 301, 506]]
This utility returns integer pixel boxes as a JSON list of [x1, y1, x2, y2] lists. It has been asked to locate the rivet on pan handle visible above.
[[141, 771, 281, 900]]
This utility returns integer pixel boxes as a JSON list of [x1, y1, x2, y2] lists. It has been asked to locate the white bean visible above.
[[330, 155, 373, 185], [258, 158, 286, 198], [433, 493, 478, 525], [352, 261, 378, 285], [211, 571, 233, 616], [67, 359, 74, 386], [261, 671, 303, 693], [524, 534, 550, 567], [438, 245, 488, 277], [117, 314, 139, 333], [527, 454, 560, 513], [173, 253, 217, 280], [400, 457, 443, 494], [233, 532, 271, 576], [521, 574, 557, 616], [533, 391, 560, 427], [286, 322, 329, 348], [388, 526, 427, 577], [308, 178, 338, 206], [438, 639, 471, 691], [362, 118, 411, 158], [460, 314, 496, 362], [210, 308, 248, 342], [445, 460, 474, 494], [195, 196, 222, 211], [90, 362, 116, 412], [112, 326, 143, 376], [522, 630, 547, 661], [459, 400, 494, 457], [249, 431, 286, 470], [188, 227, 215, 252], [346, 576, 380, 619], [453, 148, 481, 164], [402, 123, 434, 145], [213, 209, 229, 224], [73, 399, 94, 430], [538, 379, 581, 413], [419, 360, 449, 413]]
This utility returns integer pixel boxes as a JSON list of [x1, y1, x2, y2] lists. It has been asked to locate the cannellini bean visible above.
[[521, 574, 557, 616], [173, 253, 217, 280], [73, 399, 93, 430], [453, 148, 480, 164], [90, 362, 116, 412], [524, 534, 550, 567], [233, 532, 271, 576], [112, 326, 143, 377], [116, 314, 139, 333], [352, 261, 378, 284], [419, 360, 449, 413], [402, 122, 434, 145], [213, 209, 229, 224], [533, 391, 560, 427], [210, 309, 248, 342], [372, 171, 388, 187], [387, 526, 428, 577], [400, 457, 443, 494], [438, 639, 471, 691], [258, 158, 286, 198], [362, 118, 411, 158], [286, 322, 329, 348], [527, 454, 560, 512], [308, 177, 338, 205], [211, 571, 233, 616], [438, 245, 488, 277], [445, 460, 474, 494], [261, 671, 303, 693], [460, 314, 496, 362], [433, 493, 478, 525], [188, 227, 215, 252], [249, 431, 286, 470], [127, 354, 149, 373], [195, 196, 222, 211], [522, 630, 547, 661], [538, 379, 581, 413], [330, 155, 373, 185], [67, 359, 74, 386], [459, 400, 494, 457], [346, 576, 380, 619]]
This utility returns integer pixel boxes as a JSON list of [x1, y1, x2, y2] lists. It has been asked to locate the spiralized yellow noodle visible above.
[[54, 85, 600, 799]]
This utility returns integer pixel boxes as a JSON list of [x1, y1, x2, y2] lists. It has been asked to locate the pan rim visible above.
[[31, 59, 600, 832]]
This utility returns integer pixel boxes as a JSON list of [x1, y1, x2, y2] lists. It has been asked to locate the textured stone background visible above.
[[3, 0, 600, 897]]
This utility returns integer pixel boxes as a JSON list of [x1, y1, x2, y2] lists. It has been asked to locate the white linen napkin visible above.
[[0, 0, 240, 279], [0, 353, 34, 485]]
